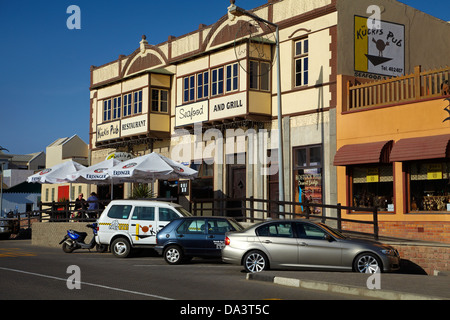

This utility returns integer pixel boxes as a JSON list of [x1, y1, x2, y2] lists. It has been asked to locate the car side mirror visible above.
[[324, 234, 333, 242]]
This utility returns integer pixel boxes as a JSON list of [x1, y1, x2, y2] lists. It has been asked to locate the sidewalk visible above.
[[246, 270, 450, 300]]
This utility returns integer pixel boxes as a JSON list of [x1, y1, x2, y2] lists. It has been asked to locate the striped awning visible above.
[[390, 134, 450, 162], [333, 140, 393, 166]]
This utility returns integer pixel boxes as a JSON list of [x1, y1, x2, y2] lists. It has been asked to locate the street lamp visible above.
[[228, 0, 285, 216]]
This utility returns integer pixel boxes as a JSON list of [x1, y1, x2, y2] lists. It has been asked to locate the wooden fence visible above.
[[347, 65, 450, 110]]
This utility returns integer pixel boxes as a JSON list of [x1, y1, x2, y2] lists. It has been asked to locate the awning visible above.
[[334, 140, 393, 166], [390, 134, 450, 162]]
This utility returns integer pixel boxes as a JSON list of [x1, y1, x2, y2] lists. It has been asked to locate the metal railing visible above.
[[3, 197, 379, 240], [190, 197, 379, 240]]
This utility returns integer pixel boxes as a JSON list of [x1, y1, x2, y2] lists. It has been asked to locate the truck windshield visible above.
[[174, 207, 193, 217]]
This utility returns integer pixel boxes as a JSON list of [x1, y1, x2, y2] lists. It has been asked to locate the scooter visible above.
[[59, 223, 108, 253]]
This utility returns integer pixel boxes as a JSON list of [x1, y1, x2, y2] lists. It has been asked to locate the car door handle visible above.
[[177, 234, 184, 238], [299, 242, 308, 246], [208, 235, 215, 239], [263, 240, 272, 244]]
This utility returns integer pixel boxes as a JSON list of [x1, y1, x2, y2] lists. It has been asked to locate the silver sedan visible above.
[[222, 219, 400, 273]]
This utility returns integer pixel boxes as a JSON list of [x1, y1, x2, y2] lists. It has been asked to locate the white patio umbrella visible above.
[[66, 158, 121, 200], [27, 160, 86, 184], [107, 152, 198, 183], [66, 158, 120, 184]]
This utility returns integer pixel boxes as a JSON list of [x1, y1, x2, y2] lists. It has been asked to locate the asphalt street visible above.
[[0, 240, 371, 302], [0, 239, 446, 319]]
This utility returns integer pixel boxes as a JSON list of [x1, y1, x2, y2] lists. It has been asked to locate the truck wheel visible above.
[[111, 238, 131, 258]]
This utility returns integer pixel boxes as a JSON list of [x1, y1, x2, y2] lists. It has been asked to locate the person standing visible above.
[[87, 192, 99, 218]]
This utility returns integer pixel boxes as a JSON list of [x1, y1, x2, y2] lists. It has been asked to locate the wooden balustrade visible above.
[[347, 65, 450, 110]]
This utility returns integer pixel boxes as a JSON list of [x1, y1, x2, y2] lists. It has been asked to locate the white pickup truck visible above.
[[96, 200, 192, 258]]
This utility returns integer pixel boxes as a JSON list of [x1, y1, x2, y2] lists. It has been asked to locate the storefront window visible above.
[[190, 160, 214, 199], [351, 165, 394, 212], [293, 145, 323, 214], [409, 161, 450, 212]]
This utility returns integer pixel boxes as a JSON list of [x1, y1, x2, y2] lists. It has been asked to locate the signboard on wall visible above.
[[209, 92, 247, 121], [121, 114, 148, 137], [97, 120, 120, 142], [354, 15, 405, 78], [96, 114, 148, 143], [175, 100, 208, 127]]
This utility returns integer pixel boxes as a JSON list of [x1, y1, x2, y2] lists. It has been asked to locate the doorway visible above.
[[227, 165, 246, 218]]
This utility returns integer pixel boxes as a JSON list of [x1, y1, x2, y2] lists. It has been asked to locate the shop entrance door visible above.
[[227, 166, 246, 217]]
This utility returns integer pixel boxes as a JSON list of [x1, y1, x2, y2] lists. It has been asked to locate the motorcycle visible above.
[[59, 223, 108, 253]]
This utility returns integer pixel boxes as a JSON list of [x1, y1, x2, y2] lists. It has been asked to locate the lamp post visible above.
[[0, 146, 10, 217], [228, 0, 285, 215], [0, 162, 3, 217]]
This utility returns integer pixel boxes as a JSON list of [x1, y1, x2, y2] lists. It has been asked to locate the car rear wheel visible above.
[[164, 245, 184, 265], [244, 251, 268, 273], [111, 238, 131, 258], [354, 252, 382, 273]]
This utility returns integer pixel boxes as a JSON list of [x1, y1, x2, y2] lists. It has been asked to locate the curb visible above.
[[246, 273, 448, 300]]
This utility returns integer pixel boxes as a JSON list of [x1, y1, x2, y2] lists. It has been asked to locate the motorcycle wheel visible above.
[[62, 241, 75, 253], [96, 244, 108, 253]]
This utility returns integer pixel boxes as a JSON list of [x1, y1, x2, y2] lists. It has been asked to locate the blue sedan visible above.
[[155, 216, 244, 265]]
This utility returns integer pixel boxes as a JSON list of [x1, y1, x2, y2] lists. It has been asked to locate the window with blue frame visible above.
[[226, 63, 238, 92], [182, 63, 238, 103], [212, 67, 224, 96], [112, 96, 121, 119], [123, 93, 132, 117], [197, 71, 209, 100], [133, 90, 142, 114], [103, 99, 111, 121]]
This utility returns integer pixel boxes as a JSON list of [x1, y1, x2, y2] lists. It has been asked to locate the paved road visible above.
[[0, 240, 371, 303]]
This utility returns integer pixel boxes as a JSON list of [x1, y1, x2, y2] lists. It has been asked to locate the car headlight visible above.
[[381, 249, 396, 256]]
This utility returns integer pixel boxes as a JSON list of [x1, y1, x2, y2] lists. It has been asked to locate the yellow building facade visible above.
[[88, 0, 450, 231], [335, 66, 450, 242]]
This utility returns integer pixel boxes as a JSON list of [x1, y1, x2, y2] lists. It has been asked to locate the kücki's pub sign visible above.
[[97, 114, 148, 143]]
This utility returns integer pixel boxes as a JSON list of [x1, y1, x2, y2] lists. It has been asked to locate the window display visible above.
[[293, 145, 323, 215], [409, 161, 450, 212], [352, 165, 394, 212]]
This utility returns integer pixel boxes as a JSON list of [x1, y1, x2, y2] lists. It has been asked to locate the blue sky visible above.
[[0, 0, 448, 155]]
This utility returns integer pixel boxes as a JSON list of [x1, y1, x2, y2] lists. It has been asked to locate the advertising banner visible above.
[[354, 15, 405, 78]]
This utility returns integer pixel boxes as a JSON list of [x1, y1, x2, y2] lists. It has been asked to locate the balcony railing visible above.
[[347, 65, 450, 110]]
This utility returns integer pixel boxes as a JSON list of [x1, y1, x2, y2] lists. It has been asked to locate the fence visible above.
[[347, 65, 450, 110], [3, 197, 379, 240], [191, 197, 379, 240]]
